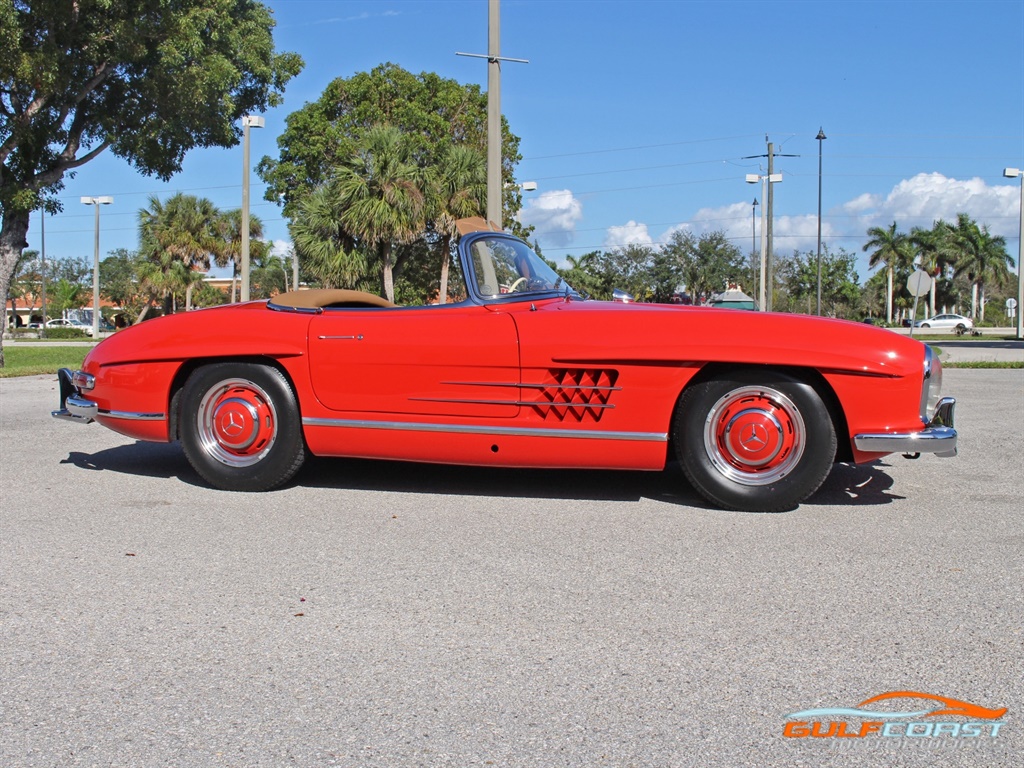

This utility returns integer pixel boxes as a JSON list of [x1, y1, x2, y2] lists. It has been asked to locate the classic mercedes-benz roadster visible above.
[[53, 219, 957, 512]]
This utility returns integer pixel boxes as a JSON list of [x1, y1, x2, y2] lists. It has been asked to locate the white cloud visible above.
[[518, 189, 583, 247], [840, 172, 1020, 238], [604, 220, 653, 249]]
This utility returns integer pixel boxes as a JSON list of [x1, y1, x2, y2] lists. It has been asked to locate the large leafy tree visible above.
[[99, 248, 150, 322], [776, 246, 860, 318], [260, 63, 528, 300], [0, 0, 302, 366], [258, 63, 523, 226], [662, 229, 745, 304], [863, 222, 914, 324]]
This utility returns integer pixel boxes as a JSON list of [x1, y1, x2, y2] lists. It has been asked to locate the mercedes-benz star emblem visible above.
[[220, 411, 245, 438], [739, 423, 769, 451]]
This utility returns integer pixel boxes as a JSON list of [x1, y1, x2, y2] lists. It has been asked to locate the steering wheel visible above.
[[509, 277, 529, 292]]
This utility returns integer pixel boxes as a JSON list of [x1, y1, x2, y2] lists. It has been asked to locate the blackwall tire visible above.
[[673, 370, 837, 512], [180, 363, 305, 492]]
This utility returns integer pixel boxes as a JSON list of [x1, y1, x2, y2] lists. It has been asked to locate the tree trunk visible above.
[[886, 266, 893, 324], [0, 210, 32, 367], [971, 282, 979, 320], [381, 241, 394, 303], [438, 235, 452, 305]]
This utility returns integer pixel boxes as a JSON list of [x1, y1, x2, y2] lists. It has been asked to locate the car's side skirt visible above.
[[301, 417, 669, 470]]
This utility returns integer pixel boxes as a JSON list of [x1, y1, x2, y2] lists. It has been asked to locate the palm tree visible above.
[[909, 224, 952, 316], [946, 213, 1012, 321], [430, 145, 485, 303], [863, 222, 914, 324], [333, 125, 428, 302], [134, 249, 190, 322], [290, 183, 366, 289], [218, 209, 268, 302], [138, 193, 225, 312]]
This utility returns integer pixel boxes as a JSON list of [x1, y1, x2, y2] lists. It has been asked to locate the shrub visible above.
[[42, 327, 91, 340]]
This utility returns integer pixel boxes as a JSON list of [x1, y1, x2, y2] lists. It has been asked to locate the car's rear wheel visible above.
[[180, 362, 305, 492], [955, 323, 966, 331], [673, 370, 837, 512]]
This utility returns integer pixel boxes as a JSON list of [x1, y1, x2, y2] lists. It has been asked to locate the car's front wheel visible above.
[[180, 362, 306, 492], [920, 323, 931, 328], [673, 370, 837, 512]]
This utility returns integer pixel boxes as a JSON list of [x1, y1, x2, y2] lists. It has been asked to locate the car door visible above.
[[307, 305, 521, 418]]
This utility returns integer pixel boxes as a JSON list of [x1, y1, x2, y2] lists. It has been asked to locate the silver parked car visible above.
[[914, 313, 973, 330]]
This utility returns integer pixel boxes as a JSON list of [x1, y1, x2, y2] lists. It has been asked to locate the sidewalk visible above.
[[932, 341, 1024, 364]]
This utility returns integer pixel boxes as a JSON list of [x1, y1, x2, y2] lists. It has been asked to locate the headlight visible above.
[[920, 346, 943, 421]]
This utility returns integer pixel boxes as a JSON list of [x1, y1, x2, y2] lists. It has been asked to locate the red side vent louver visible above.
[[528, 369, 620, 422]]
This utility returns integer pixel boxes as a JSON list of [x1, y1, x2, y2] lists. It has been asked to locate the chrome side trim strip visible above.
[[408, 397, 615, 409], [442, 380, 622, 392], [302, 417, 666, 442], [103, 409, 167, 421]]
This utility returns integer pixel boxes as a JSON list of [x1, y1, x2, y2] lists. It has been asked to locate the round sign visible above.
[[906, 270, 932, 298], [1007, 298, 1018, 309]]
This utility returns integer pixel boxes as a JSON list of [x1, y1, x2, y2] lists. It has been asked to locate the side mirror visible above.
[[612, 289, 634, 303]]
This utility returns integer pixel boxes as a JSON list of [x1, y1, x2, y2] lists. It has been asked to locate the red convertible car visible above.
[[53, 219, 957, 512]]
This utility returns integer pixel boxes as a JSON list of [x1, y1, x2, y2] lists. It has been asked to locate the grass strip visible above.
[[943, 361, 1024, 369], [0, 347, 89, 378]]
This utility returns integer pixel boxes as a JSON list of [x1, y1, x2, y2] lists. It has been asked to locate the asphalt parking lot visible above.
[[1, 369, 1021, 768]]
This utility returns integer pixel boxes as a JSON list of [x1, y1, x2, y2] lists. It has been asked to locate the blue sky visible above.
[[26, 0, 1024, 283]]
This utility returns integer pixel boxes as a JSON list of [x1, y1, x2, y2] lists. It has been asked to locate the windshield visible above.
[[468, 236, 575, 298]]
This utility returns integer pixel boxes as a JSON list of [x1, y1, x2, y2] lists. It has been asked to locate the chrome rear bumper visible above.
[[853, 397, 957, 457]]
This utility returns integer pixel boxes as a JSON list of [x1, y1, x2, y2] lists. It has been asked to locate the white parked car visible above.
[[914, 313, 973, 331], [45, 318, 94, 336]]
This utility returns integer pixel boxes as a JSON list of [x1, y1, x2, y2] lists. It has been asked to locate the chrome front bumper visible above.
[[853, 397, 957, 457], [51, 367, 96, 424]]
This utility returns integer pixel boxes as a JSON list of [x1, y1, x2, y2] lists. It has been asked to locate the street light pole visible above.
[[40, 209, 47, 338], [81, 196, 113, 338], [1004, 168, 1024, 340], [816, 127, 827, 316], [751, 197, 759, 294], [240, 115, 264, 302]]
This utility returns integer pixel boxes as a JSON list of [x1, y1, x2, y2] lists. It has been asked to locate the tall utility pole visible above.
[[766, 142, 775, 309], [816, 128, 827, 316], [743, 137, 797, 310], [487, 0, 501, 227], [457, 0, 527, 230]]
